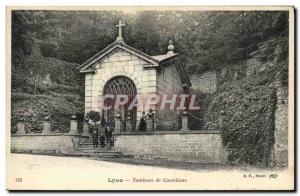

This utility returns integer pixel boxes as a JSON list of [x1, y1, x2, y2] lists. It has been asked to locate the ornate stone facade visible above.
[[78, 23, 191, 131]]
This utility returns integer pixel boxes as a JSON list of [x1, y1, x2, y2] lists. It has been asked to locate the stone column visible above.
[[82, 122, 90, 136], [114, 113, 122, 133], [180, 111, 189, 131], [16, 121, 26, 135], [69, 115, 78, 135]]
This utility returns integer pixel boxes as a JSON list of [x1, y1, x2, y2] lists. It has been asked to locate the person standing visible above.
[[100, 115, 106, 127], [88, 118, 93, 134], [91, 121, 98, 148], [105, 125, 112, 149], [99, 133, 106, 148], [84, 113, 89, 123], [138, 111, 147, 132]]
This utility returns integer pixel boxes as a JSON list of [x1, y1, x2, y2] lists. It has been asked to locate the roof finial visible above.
[[116, 19, 126, 42], [167, 39, 174, 55]]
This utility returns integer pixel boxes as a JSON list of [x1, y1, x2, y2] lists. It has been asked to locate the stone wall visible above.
[[190, 71, 217, 94], [157, 65, 183, 95], [156, 64, 184, 128], [114, 131, 226, 163], [11, 132, 226, 164], [273, 85, 288, 167], [11, 134, 79, 153]]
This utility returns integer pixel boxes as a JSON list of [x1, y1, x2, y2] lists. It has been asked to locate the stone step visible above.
[[72, 138, 126, 158], [78, 142, 91, 145], [76, 147, 97, 150], [62, 151, 124, 158], [79, 142, 108, 144], [80, 149, 121, 152], [67, 137, 129, 158], [77, 146, 117, 150], [76, 145, 118, 149], [81, 152, 119, 156], [76, 147, 119, 151], [81, 139, 93, 141], [79, 142, 94, 145], [81, 139, 93, 142], [78, 145, 94, 148], [78, 138, 112, 146]]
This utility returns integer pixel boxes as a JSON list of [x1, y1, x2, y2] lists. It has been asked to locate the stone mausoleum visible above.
[[77, 20, 191, 131]]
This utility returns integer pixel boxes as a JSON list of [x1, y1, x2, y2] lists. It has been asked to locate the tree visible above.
[[24, 41, 43, 94]]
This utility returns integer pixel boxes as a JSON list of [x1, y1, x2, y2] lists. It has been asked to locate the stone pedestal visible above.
[[180, 114, 189, 131], [16, 122, 26, 134], [147, 119, 155, 132], [69, 120, 78, 135], [42, 121, 51, 134], [126, 120, 133, 132], [115, 118, 122, 133], [82, 122, 90, 136]]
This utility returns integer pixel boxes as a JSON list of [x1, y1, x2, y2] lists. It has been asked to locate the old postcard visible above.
[[6, 6, 294, 191]]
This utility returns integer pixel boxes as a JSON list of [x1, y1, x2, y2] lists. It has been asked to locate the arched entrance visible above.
[[102, 76, 137, 130]]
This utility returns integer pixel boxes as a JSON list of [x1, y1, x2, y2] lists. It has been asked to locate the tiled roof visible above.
[[151, 53, 177, 62]]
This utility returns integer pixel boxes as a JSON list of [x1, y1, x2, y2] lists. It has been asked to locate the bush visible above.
[[11, 92, 84, 132], [87, 111, 101, 122]]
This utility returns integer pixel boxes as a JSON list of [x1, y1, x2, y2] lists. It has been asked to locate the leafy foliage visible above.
[[205, 83, 276, 166], [87, 111, 101, 122], [11, 92, 84, 132], [12, 10, 289, 74]]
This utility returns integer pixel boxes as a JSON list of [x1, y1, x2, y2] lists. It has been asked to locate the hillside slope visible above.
[[11, 49, 84, 133]]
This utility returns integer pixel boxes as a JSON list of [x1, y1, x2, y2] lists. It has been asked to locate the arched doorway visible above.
[[102, 76, 137, 130]]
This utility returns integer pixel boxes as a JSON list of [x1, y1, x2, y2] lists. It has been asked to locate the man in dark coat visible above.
[[99, 133, 106, 148], [110, 137, 116, 149], [138, 111, 147, 131], [91, 121, 98, 148], [100, 115, 106, 127], [105, 125, 112, 148]]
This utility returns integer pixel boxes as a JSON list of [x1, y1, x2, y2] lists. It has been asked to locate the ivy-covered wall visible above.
[[202, 31, 289, 167], [205, 84, 276, 166]]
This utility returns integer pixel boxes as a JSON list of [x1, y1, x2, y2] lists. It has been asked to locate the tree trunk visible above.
[[225, 29, 233, 80], [33, 75, 37, 95]]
